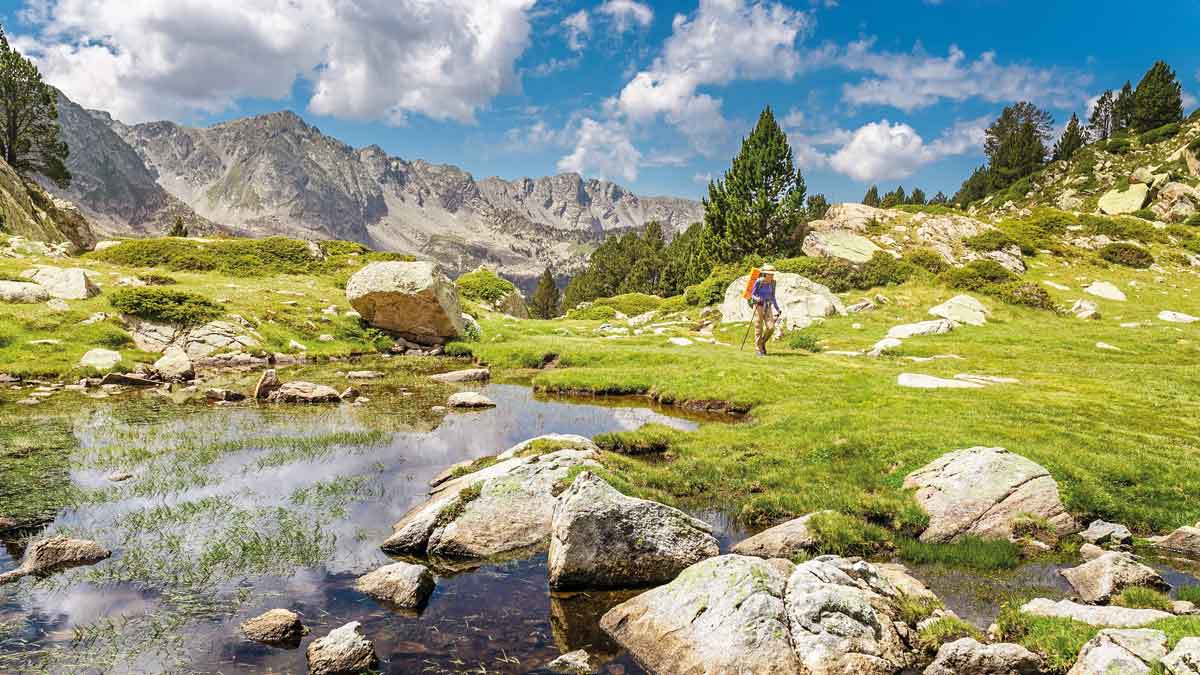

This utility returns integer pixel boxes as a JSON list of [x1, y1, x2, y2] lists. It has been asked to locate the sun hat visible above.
[[761, 264, 777, 274]]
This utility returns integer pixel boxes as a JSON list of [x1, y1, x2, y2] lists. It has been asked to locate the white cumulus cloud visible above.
[[13, 0, 535, 125], [556, 118, 642, 182], [828, 117, 986, 182], [562, 10, 591, 52], [597, 0, 654, 32]]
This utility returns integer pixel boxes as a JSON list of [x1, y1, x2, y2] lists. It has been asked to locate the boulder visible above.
[[0, 536, 111, 584], [0, 280, 50, 303], [1061, 551, 1169, 604], [1159, 310, 1198, 324], [266, 382, 341, 404], [1067, 629, 1167, 675], [346, 261, 465, 344], [731, 511, 830, 559], [1151, 182, 1200, 222], [1098, 184, 1150, 215], [355, 562, 435, 608], [548, 472, 719, 589], [802, 230, 883, 263], [24, 266, 100, 299], [875, 563, 938, 600], [382, 439, 601, 559], [1084, 281, 1127, 302], [911, 213, 992, 263], [1079, 520, 1133, 547], [600, 554, 802, 675], [1071, 299, 1101, 320], [306, 621, 377, 675], [1149, 524, 1200, 557], [979, 246, 1027, 274], [924, 638, 1043, 675], [904, 447, 1077, 543], [887, 319, 955, 339], [1019, 598, 1171, 627], [447, 391, 495, 408], [253, 369, 282, 399], [545, 649, 596, 674], [808, 203, 897, 232], [719, 273, 845, 331], [124, 316, 258, 358], [80, 348, 122, 372], [346, 370, 385, 380], [898, 374, 985, 390], [240, 608, 307, 646], [429, 368, 490, 384], [205, 388, 246, 402], [1163, 637, 1200, 674], [1080, 543, 1106, 561], [868, 337, 903, 357], [928, 295, 989, 326], [152, 347, 194, 382]]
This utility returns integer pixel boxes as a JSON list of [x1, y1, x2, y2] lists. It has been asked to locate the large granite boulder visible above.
[[719, 273, 845, 331], [1061, 551, 1169, 604], [807, 203, 898, 232], [429, 368, 490, 384], [355, 562, 435, 608], [803, 230, 883, 263], [1019, 598, 1171, 627], [266, 382, 342, 404], [306, 621, 377, 675], [80, 348, 122, 372], [911, 213, 991, 263], [382, 436, 601, 559], [904, 447, 1077, 543], [731, 511, 830, 559], [1099, 184, 1150, 215], [924, 638, 1043, 675], [152, 346, 194, 382], [240, 608, 307, 646], [0, 535, 110, 584], [0, 280, 50, 303], [1067, 628, 1167, 675], [346, 261, 465, 345], [928, 295, 989, 327], [1163, 637, 1200, 674], [548, 472, 719, 589], [600, 554, 803, 675], [23, 266, 100, 299], [1150, 523, 1200, 556]]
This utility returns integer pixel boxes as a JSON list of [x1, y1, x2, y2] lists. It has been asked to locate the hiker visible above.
[[750, 264, 781, 356]]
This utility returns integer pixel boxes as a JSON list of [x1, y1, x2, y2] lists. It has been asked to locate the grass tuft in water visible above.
[[594, 424, 677, 455], [916, 616, 982, 652], [1112, 586, 1173, 611], [897, 536, 1022, 570]]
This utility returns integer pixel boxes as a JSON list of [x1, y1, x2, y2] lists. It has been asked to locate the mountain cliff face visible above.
[[51, 94, 703, 284]]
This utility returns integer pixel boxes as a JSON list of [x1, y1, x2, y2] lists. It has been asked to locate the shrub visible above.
[[594, 424, 676, 455], [895, 594, 943, 626], [92, 238, 217, 271], [994, 603, 1097, 674], [938, 260, 1016, 291], [565, 304, 618, 321], [1078, 214, 1157, 244], [964, 229, 1018, 252], [1111, 587, 1173, 611], [1185, 214, 1200, 227], [808, 512, 891, 557], [786, 332, 822, 353], [856, 251, 917, 288], [1138, 122, 1179, 145], [902, 248, 949, 275], [990, 281, 1058, 311], [892, 204, 961, 216], [91, 324, 134, 349], [1099, 242, 1155, 268], [684, 265, 742, 306], [1130, 208, 1158, 221], [137, 273, 177, 286], [319, 240, 371, 256], [594, 292, 663, 316], [0, 270, 25, 282], [108, 287, 223, 326], [776, 252, 915, 292], [655, 295, 689, 315], [456, 268, 517, 305], [91, 237, 327, 276], [1189, 137, 1200, 152], [1105, 137, 1132, 154]]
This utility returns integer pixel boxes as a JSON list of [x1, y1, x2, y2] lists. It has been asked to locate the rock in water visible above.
[[731, 511, 829, 559], [1060, 551, 1169, 604], [446, 391, 495, 408], [1150, 523, 1200, 556], [0, 280, 50, 303], [1019, 598, 1171, 627], [429, 368, 490, 383], [904, 447, 1076, 543], [346, 261, 465, 344], [600, 554, 801, 675], [719, 273, 845, 331], [928, 295, 989, 326], [1098, 184, 1150, 215], [548, 472, 719, 589], [1079, 520, 1133, 547], [802, 230, 882, 263], [266, 381, 341, 404], [545, 649, 596, 674], [355, 562, 435, 609], [306, 621, 377, 675], [240, 608, 307, 646], [253, 369, 282, 399], [24, 266, 100, 299], [924, 638, 1043, 675], [152, 346, 194, 382], [1162, 638, 1200, 674], [0, 536, 111, 584], [1068, 629, 1166, 675], [79, 348, 122, 372]]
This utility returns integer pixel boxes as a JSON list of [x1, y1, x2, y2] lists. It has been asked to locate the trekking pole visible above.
[[739, 320, 753, 351]]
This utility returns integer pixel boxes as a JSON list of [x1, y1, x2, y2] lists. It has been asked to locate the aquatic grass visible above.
[[916, 616, 982, 652], [594, 424, 677, 455], [898, 536, 1023, 570], [893, 593, 943, 625], [994, 603, 1098, 674], [289, 470, 383, 517], [1112, 586, 1173, 611], [1176, 584, 1200, 604], [0, 413, 81, 524], [807, 512, 892, 557]]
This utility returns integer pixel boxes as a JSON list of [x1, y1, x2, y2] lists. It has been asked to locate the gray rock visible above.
[[898, 373, 985, 389], [355, 562, 435, 608], [1163, 637, 1200, 674], [447, 391, 495, 408], [0, 536, 111, 584], [1099, 184, 1150, 215], [1150, 524, 1200, 556], [79, 348, 122, 371], [548, 472, 719, 589], [1071, 299, 1101, 320], [1080, 520, 1133, 547], [1061, 552, 1169, 604], [904, 447, 1076, 543], [429, 368, 490, 384], [253, 369, 282, 399], [1159, 310, 1199, 324], [924, 638, 1043, 675], [803, 230, 882, 263], [545, 649, 596, 674], [600, 554, 801, 675], [0, 280, 50, 303], [346, 261, 465, 344], [205, 388, 245, 402], [152, 346, 194, 382], [731, 511, 829, 559], [306, 621, 377, 675], [1084, 281, 1127, 302], [266, 381, 341, 404], [928, 295, 989, 327], [124, 316, 258, 358], [346, 370, 385, 380], [24, 266, 100, 299], [240, 608, 307, 645], [1067, 629, 1166, 675], [868, 337, 903, 357], [1080, 543, 1106, 561], [1020, 598, 1171, 627], [719, 273, 845, 331], [887, 319, 955, 339]]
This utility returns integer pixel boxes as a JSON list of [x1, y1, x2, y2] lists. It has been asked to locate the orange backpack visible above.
[[741, 268, 761, 300]]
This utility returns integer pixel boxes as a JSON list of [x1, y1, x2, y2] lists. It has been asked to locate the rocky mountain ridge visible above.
[[46, 92, 703, 286]]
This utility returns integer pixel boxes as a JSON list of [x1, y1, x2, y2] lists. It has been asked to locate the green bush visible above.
[[684, 265, 743, 306], [776, 252, 915, 292], [917, 617, 982, 653], [964, 229, 1018, 252], [1138, 122, 1179, 145], [655, 295, 689, 315], [1130, 208, 1158, 221], [92, 324, 134, 350], [786, 332, 822, 353], [594, 292, 663, 316], [990, 281, 1058, 311], [1078, 214, 1157, 244], [1099, 242, 1155, 268], [892, 204, 961, 216], [565, 304, 619, 321], [1189, 137, 1200, 152], [1185, 214, 1200, 227], [456, 268, 517, 305], [0, 271, 25, 282], [1105, 137, 1132, 154], [902, 248, 949, 275], [1111, 587, 1173, 611], [138, 273, 177, 286], [108, 287, 223, 326], [938, 260, 1016, 291], [856, 251, 917, 288], [319, 240, 371, 256], [92, 237, 327, 276]]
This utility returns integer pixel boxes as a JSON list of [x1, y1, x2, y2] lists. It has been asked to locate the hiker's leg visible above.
[[754, 306, 767, 353], [764, 311, 777, 351]]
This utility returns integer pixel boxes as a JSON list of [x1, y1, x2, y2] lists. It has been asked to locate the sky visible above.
[[1, 0, 1198, 204]]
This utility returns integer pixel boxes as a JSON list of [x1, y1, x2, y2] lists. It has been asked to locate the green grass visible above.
[[1177, 585, 1200, 604], [916, 616, 982, 652], [1111, 586, 1173, 611], [898, 536, 1023, 570], [456, 268, 517, 305], [594, 424, 678, 455]]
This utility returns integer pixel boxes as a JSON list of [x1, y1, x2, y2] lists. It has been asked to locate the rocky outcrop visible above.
[[382, 436, 601, 559], [548, 472, 719, 589], [1068, 629, 1166, 675], [240, 608, 307, 646], [0, 536, 111, 584], [23, 266, 100, 299], [266, 382, 342, 404], [0, 280, 51, 303], [802, 230, 882, 263], [1061, 551, 1169, 604], [719, 273, 845, 330], [928, 295, 989, 326], [904, 447, 1077, 543], [355, 562, 435, 609], [306, 621, 377, 675], [124, 316, 258, 358], [0, 150, 95, 253], [1020, 598, 1171, 627], [346, 261, 465, 344], [808, 203, 899, 232], [731, 511, 829, 559], [924, 638, 1043, 675]]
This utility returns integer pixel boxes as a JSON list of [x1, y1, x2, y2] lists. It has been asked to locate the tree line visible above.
[[861, 184, 948, 208]]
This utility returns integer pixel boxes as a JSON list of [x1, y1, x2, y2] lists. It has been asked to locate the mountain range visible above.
[[45, 91, 703, 286]]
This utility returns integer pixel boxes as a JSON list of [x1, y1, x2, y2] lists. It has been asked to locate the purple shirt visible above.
[[752, 278, 781, 313]]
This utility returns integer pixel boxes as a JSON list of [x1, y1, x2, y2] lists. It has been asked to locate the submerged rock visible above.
[[924, 638, 1042, 675], [0, 536, 111, 584], [346, 261, 465, 344], [355, 562, 435, 609], [904, 447, 1076, 543], [1061, 551, 1169, 605], [266, 381, 341, 404], [1150, 523, 1200, 556], [240, 608, 307, 646], [731, 511, 829, 559], [1068, 628, 1166, 675], [306, 621, 377, 675], [1020, 598, 1171, 627], [548, 472, 719, 589]]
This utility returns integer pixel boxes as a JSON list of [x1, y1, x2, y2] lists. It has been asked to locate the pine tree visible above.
[[1053, 113, 1087, 161], [881, 186, 906, 208], [167, 215, 188, 237], [702, 107, 807, 263], [930, 191, 949, 205], [953, 165, 992, 206], [1088, 90, 1114, 141], [984, 101, 1053, 189], [1131, 60, 1183, 132], [530, 267, 560, 319], [1113, 81, 1135, 132], [862, 185, 881, 207], [909, 187, 926, 205], [804, 194, 830, 221], [0, 26, 70, 187]]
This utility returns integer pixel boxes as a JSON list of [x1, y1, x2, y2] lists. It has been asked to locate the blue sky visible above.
[[3, 0, 1198, 203]]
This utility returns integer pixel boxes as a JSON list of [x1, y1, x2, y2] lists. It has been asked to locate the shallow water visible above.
[[0, 382, 712, 674]]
